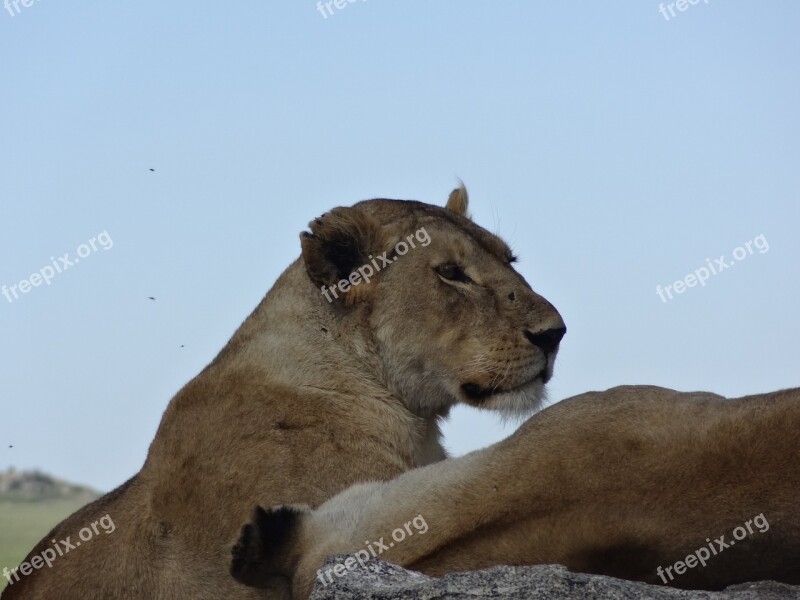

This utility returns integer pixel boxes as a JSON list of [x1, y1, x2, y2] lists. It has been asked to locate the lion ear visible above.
[[300, 207, 383, 304], [445, 183, 470, 218]]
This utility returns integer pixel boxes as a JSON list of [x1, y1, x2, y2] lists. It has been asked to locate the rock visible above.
[[309, 557, 800, 599], [0, 468, 99, 503]]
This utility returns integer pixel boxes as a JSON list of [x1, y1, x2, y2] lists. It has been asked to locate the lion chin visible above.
[[460, 377, 548, 423]]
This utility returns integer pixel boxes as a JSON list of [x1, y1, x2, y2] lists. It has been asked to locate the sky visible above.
[[0, 1, 798, 493]]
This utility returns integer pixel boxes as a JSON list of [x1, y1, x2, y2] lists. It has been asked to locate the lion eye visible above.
[[435, 263, 472, 284]]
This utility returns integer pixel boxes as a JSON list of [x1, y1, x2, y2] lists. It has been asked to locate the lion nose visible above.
[[525, 326, 567, 356]]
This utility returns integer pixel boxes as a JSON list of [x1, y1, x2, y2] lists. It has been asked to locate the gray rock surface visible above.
[[310, 556, 800, 599], [0, 468, 99, 503]]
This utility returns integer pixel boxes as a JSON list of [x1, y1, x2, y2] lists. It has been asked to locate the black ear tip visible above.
[[300, 206, 383, 290]]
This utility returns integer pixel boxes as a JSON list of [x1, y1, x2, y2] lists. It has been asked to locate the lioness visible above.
[[4, 187, 566, 599], [232, 386, 800, 599]]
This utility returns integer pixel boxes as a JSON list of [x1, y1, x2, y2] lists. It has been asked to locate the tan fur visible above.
[[246, 386, 800, 599], [445, 183, 470, 218], [4, 187, 565, 599]]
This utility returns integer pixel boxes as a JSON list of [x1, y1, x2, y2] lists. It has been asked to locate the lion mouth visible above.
[[461, 371, 548, 401], [461, 383, 496, 401]]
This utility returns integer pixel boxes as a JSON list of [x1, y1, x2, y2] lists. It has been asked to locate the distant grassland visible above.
[[0, 500, 88, 592]]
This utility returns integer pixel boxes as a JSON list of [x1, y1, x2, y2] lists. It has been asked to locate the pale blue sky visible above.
[[1, 2, 798, 492]]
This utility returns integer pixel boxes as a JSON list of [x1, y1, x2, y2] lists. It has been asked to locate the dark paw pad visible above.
[[230, 505, 302, 587]]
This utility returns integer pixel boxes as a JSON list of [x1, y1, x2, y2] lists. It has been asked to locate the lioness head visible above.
[[300, 185, 566, 420]]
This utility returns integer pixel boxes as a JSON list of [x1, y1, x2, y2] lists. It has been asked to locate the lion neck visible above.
[[223, 261, 380, 392], [211, 260, 447, 463]]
